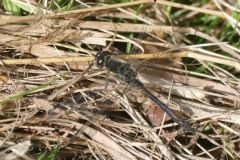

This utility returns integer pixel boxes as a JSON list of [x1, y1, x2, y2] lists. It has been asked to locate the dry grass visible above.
[[0, 0, 240, 159]]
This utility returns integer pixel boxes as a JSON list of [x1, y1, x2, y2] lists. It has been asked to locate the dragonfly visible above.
[[95, 50, 195, 133]]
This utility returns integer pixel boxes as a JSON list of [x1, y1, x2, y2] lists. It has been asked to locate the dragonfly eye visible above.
[[96, 52, 104, 68]]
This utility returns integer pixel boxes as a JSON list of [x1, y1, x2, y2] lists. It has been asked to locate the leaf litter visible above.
[[0, 0, 240, 159]]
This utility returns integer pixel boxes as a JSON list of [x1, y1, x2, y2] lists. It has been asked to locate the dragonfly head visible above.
[[95, 51, 111, 68]]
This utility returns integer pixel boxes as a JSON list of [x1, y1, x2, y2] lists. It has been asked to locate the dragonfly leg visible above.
[[104, 70, 110, 91]]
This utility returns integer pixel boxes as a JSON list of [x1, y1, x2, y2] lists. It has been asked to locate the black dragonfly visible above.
[[95, 50, 195, 133]]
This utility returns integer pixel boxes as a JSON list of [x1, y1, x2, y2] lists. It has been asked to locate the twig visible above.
[[0, 0, 226, 26], [1, 51, 240, 69]]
